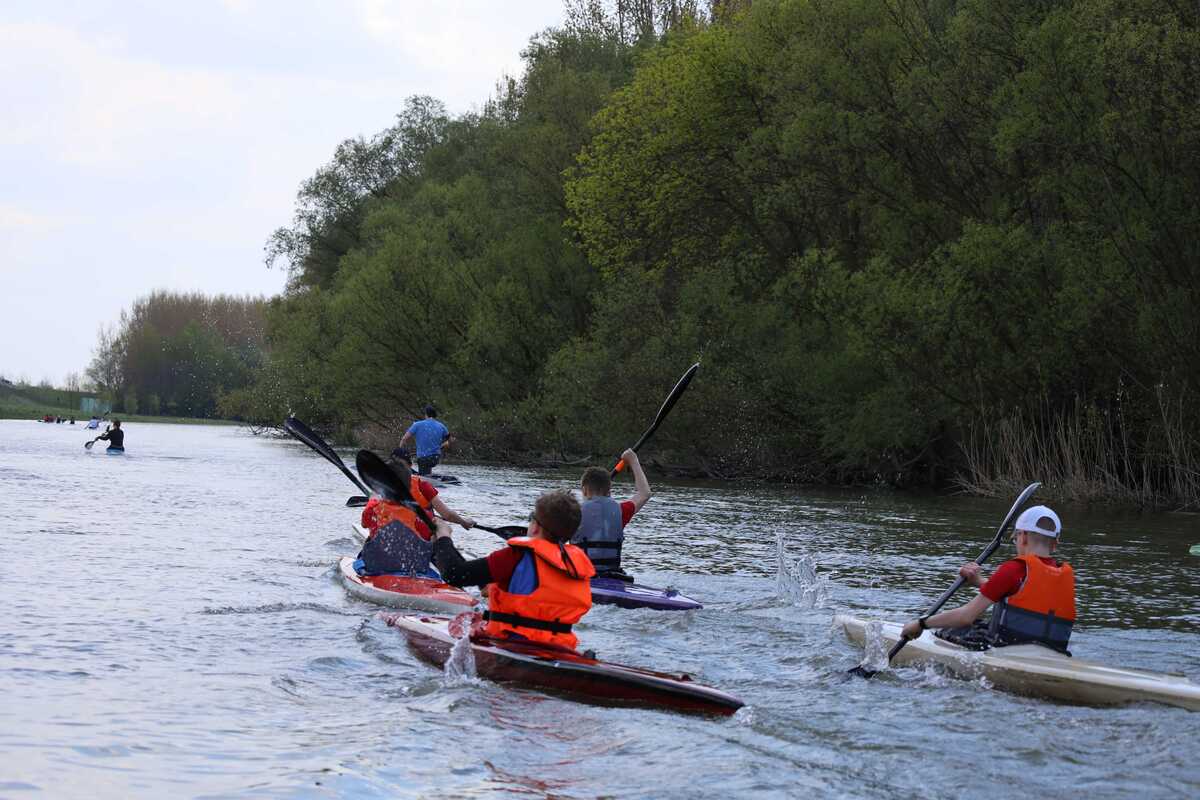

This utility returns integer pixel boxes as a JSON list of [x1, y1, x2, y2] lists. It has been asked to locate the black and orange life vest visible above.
[[988, 554, 1076, 652], [484, 537, 596, 650], [367, 477, 434, 540]]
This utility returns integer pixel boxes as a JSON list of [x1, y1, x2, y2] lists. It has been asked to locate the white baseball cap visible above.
[[1014, 505, 1062, 538]]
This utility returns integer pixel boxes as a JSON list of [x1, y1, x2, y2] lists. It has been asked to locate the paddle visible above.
[[610, 362, 700, 477], [476, 524, 526, 539], [283, 416, 371, 497], [84, 424, 109, 450], [849, 481, 1042, 678]]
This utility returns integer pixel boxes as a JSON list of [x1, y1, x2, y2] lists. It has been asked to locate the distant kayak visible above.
[[385, 612, 744, 716], [337, 557, 476, 613], [838, 614, 1200, 711], [1190, 544, 1200, 556], [85, 421, 100, 429]]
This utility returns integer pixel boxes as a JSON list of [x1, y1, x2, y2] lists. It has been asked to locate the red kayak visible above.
[[337, 557, 477, 613], [383, 612, 744, 716]]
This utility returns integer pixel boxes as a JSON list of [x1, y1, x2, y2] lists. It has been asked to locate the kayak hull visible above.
[[384, 612, 744, 716], [337, 557, 476, 614], [837, 614, 1200, 711], [590, 575, 703, 611]]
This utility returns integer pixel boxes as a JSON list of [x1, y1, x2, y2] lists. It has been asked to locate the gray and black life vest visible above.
[[572, 496, 624, 573]]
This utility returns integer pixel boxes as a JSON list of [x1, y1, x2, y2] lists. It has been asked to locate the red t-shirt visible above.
[[484, 501, 637, 587], [361, 479, 439, 537], [979, 556, 1060, 602]]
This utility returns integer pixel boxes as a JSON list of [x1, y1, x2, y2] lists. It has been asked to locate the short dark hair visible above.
[[580, 467, 611, 495], [533, 489, 581, 543], [424, 404, 437, 418]]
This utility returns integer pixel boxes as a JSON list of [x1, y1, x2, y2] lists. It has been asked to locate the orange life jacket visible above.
[[988, 554, 1076, 651], [366, 477, 434, 540], [484, 537, 596, 650]]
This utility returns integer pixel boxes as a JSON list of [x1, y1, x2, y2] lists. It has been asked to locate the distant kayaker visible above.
[[570, 448, 651, 578], [96, 420, 125, 452], [358, 454, 475, 577], [900, 506, 1076, 653], [433, 489, 596, 650], [397, 405, 453, 476]]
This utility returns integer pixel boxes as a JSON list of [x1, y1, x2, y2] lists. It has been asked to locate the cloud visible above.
[[0, 21, 248, 170]]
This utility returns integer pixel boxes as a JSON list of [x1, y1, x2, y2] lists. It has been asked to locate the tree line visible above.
[[88, 291, 266, 418], [114, 0, 1200, 506]]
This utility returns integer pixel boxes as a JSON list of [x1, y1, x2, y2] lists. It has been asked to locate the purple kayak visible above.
[[590, 575, 703, 611]]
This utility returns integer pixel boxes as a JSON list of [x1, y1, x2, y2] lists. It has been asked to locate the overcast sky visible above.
[[0, 0, 564, 384]]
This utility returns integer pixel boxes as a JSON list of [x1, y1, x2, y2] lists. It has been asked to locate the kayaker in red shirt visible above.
[[358, 454, 474, 577], [569, 448, 651, 577], [432, 489, 596, 650], [900, 505, 1077, 653], [360, 453, 475, 538]]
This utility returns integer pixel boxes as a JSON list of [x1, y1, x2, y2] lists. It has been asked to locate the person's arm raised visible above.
[[623, 448, 652, 512]]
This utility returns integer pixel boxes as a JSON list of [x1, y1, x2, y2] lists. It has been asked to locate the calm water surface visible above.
[[1, 420, 1197, 798]]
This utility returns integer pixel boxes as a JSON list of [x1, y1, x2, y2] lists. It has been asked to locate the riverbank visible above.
[[0, 404, 237, 426]]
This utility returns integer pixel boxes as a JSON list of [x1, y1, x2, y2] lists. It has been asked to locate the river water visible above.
[[1, 420, 1197, 798]]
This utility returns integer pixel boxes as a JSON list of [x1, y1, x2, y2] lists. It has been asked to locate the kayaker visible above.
[[96, 420, 125, 452], [900, 505, 1076, 653], [358, 454, 475, 577], [570, 448, 650, 577], [432, 489, 596, 650], [397, 405, 453, 476]]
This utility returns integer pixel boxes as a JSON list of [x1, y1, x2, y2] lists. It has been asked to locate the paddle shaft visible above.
[[611, 362, 700, 477], [880, 481, 1041, 668], [284, 417, 371, 496]]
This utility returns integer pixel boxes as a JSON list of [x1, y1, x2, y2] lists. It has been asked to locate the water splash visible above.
[[442, 626, 478, 686], [861, 620, 890, 672], [775, 533, 830, 609]]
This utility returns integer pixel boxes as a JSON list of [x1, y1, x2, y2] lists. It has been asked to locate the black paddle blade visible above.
[[847, 665, 879, 678], [346, 495, 369, 507], [354, 449, 412, 503], [610, 361, 700, 477], [477, 524, 527, 540]]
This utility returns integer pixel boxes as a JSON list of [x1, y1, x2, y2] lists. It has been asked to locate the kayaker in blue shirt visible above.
[[397, 405, 453, 476], [570, 448, 651, 577]]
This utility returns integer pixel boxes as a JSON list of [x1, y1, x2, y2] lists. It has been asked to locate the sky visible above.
[[0, 0, 565, 384]]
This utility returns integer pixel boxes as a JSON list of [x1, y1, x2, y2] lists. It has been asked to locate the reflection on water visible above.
[[0, 419, 1197, 798]]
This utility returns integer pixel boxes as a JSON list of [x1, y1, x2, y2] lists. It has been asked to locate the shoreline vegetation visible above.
[[76, 1, 1200, 510]]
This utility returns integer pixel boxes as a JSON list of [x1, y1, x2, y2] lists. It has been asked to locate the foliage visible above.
[[229, 0, 1200, 505], [88, 291, 267, 418]]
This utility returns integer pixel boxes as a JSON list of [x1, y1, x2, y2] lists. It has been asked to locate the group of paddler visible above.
[[357, 446, 651, 650], [284, 362, 1198, 714]]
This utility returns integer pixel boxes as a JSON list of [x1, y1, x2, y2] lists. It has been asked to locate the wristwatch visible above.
[[918, 616, 930, 630]]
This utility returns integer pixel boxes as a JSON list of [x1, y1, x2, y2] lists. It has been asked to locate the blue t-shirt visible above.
[[407, 418, 450, 458]]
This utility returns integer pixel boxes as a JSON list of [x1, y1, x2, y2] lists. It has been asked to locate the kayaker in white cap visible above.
[[900, 505, 1077, 653]]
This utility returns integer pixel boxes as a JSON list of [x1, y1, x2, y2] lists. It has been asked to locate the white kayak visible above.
[[837, 614, 1200, 711], [336, 556, 477, 614]]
